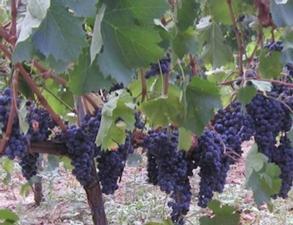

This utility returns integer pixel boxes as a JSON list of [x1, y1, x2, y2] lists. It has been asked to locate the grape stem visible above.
[[226, 0, 244, 76]]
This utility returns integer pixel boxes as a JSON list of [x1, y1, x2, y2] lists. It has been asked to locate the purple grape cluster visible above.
[[272, 136, 293, 198], [0, 88, 28, 160], [97, 135, 133, 194], [213, 101, 254, 158], [21, 105, 56, 180], [195, 129, 228, 207], [246, 94, 291, 158], [145, 57, 171, 78], [26, 106, 55, 141], [60, 111, 102, 186], [144, 129, 191, 225]]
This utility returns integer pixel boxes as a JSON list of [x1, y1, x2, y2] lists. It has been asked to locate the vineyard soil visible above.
[[0, 142, 292, 225]]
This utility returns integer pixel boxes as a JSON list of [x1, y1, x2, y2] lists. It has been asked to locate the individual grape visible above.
[[143, 129, 191, 224], [145, 56, 171, 78], [97, 135, 133, 194], [272, 136, 293, 198]]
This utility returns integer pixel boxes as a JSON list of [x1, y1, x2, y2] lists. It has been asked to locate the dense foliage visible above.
[[0, 0, 292, 224]]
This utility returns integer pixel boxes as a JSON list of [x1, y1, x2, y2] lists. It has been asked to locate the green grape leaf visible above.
[[178, 128, 193, 151], [176, 0, 199, 31], [60, 0, 97, 17], [259, 49, 283, 79], [282, 30, 293, 65], [172, 28, 199, 58], [245, 144, 282, 206], [199, 23, 233, 68], [98, 0, 167, 83], [245, 144, 268, 177], [199, 200, 240, 225], [96, 90, 135, 150], [17, 0, 50, 43], [141, 95, 182, 127], [1, 158, 14, 174], [270, 0, 293, 27], [250, 80, 272, 92], [43, 80, 74, 116], [90, 4, 106, 63], [17, 101, 29, 134], [68, 48, 113, 95], [208, 0, 241, 25], [0, 209, 19, 223], [181, 77, 221, 135], [237, 85, 257, 105], [13, 0, 87, 66], [20, 183, 31, 197]]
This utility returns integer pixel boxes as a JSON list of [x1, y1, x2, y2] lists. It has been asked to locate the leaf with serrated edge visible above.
[[69, 48, 113, 95], [90, 4, 106, 63], [181, 77, 221, 135]]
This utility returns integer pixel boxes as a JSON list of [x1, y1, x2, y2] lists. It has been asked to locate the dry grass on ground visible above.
[[0, 142, 292, 225]]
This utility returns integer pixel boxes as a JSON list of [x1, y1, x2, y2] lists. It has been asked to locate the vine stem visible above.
[[220, 77, 293, 88], [226, 0, 244, 76], [163, 72, 169, 95], [140, 68, 147, 102], [32, 60, 67, 86], [17, 64, 67, 131], [10, 0, 17, 37], [0, 70, 18, 154]]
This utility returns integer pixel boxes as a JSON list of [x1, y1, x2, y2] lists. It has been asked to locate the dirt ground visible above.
[[0, 141, 292, 225]]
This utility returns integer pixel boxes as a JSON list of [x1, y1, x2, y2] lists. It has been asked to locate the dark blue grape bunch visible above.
[[195, 129, 229, 207], [60, 110, 102, 186], [246, 94, 291, 158], [143, 129, 191, 224], [27, 106, 55, 141], [19, 153, 39, 180], [97, 135, 133, 194], [145, 56, 171, 78], [213, 101, 254, 158], [272, 135, 293, 198], [0, 88, 29, 160]]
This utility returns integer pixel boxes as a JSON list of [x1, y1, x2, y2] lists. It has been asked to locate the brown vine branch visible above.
[[10, 0, 17, 39], [32, 60, 67, 86], [163, 72, 169, 95], [17, 64, 67, 131], [226, 0, 244, 76], [0, 70, 18, 154], [220, 78, 293, 88]]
